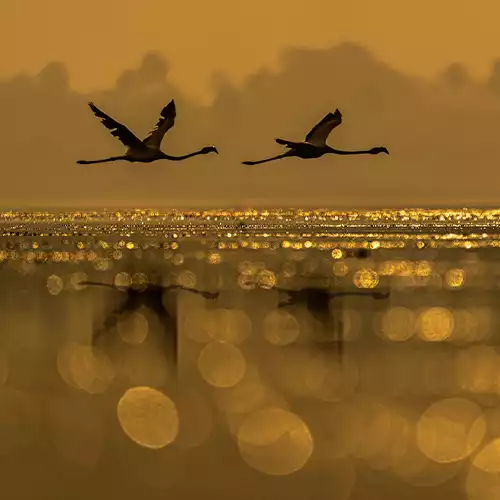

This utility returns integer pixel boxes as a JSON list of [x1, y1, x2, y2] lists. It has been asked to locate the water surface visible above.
[[0, 208, 498, 500]]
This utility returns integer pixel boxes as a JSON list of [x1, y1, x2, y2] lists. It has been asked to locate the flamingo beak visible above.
[[213, 147, 219, 154]]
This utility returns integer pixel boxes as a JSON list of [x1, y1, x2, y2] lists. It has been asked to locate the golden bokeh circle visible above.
[[257, 270, 277, 289], [445, 268, 466, 288], [117, 310, 149, 345], [206, 309, 252, 345], [466, 438, 500, 500], [207, 251, 221, 264], [353, 268, 379, 288], [263, 310, 300, 346], [57, 343, 115, 394], [416, 397, 485, 463], [70, 272, 88, 291], [114, 272, 132, 289], [331, 249, 344, 259], [177, 270, 197, 289], [93, 258, 112, 271], [237, 407, 314, 475], [380, 307, 416, 341], [197, 341, 247, 388], [47, 275, 64, 295], [117, 386, 179, 449], [418, 307, 454, 341], [131, 272, 149, 288], [415, 260, 433, 277]]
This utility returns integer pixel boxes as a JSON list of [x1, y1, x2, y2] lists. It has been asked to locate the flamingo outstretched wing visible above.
[[142, 100, 177, 149], [162, 284, 219, 299], [87, 102, 144, 149], [78, 280, 117, 289], [81, 280, 219, 300], [305, 109, 343, 146]]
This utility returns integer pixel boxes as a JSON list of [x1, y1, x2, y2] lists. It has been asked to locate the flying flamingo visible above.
[[77, 100, 218, 165], [242, 109, 389, 165]]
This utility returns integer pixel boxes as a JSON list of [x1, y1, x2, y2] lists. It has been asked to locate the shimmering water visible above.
[[1, 209, 500, 499]]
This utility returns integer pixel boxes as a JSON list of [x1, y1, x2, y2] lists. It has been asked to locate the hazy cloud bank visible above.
[[2, 43, 500, 209]]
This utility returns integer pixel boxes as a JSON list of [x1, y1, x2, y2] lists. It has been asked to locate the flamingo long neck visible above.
[[327, 147, 374, 156], [161, 149, 207, 161]]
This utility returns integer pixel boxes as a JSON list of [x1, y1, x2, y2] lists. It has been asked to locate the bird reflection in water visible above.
[[268, 246, 385, 357], [81, 278, 219, 371], [273, 286, 390, 357]]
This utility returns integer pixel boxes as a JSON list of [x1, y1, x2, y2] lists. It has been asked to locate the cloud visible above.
[[2, 43, 500, 208]]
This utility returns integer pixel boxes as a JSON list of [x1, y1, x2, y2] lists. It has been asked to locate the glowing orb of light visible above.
[[380, 307, 416, 342], [117, 386, 179, 449], [117, 310, 149, 345], [466, 438, 500, 500], [47, 275, 64, 295], [353, 268, 379, 288], [418, 307, 454, 342], [416, 397, 485, 463], [263, 310, 300, 346], [237, 407, 314, 476], [445, 268, 466, 288], [197, 341, 247, 388]]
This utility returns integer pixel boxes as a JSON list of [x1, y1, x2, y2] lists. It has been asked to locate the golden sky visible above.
[[2, 0, 500, 208], [1, 0, 499, 101]]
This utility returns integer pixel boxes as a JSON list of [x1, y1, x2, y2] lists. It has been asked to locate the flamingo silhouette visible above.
[[81, 280, 219, 369], [242, 109, 388, 165], [77, 100, 218, 164], [274, 286, 390, 357]]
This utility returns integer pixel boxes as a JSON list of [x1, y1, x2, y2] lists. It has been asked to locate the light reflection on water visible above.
[[1, 214, 500, 499]]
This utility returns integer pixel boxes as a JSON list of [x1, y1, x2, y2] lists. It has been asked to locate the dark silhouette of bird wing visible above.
[[274, 287, 304, 306], [142, 100, 176, 149], [162, 284, 219, 299], [79, 280, 118, 289], [274, 286, 390, 302], [274, 286, 325, 296], [328, 290, 391, 300], [91, 290, 149, 345], [274, 286, 299, 295], [275, 138, 302, 149], [87, 102, 144, 149], [92, 300, 135, 345], [305, 109, 343, 146], [80, 280, 218, 300]]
